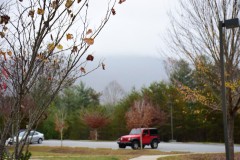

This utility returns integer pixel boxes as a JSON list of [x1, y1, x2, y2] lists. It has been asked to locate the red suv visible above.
[[117, 128, 160, 149]]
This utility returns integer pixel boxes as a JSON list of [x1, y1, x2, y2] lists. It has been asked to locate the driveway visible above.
[[34, 140, 240, 153]]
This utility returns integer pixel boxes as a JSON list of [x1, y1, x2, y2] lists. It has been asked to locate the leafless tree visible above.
[[101, 80, 126, 106], [0, 0, 125, 159], [166, 0, 240, 159], [54, 107, 67, 147]]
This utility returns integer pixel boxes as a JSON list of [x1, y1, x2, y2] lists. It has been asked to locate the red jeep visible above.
[[117, 128, 160, 149]]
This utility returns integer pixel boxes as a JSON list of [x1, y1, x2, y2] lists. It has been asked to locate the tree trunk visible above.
[[95, 129, 98, 141], [60, 128, 63, 147], [228, 114, 234, 160]]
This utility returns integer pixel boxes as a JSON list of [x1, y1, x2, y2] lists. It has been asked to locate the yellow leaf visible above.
[[56, 44, 63, 50], [66, 33, 73, 40], [86, 29, 92, 35], [83, 38, 94, 45], [47, 43, 55, 52], [65, 0, 73, 8], [0, 32, 5, 38], [37, 8, 44, 15]]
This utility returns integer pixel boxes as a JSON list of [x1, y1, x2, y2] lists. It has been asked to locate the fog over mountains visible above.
[[80, 55, 169, 93]]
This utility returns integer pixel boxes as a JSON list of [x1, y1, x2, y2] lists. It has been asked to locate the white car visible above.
[[8, 130, 44, 145]]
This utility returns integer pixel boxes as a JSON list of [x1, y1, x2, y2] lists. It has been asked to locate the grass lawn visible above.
[[157, 153, 240, 160], [25, 146, 180, 160], [7, 146, 240, 160]]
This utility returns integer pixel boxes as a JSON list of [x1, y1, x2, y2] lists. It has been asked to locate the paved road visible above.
[[34, 140, 240, 153]]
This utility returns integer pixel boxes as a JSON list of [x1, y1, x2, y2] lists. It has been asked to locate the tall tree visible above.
[[125, 96, 166, 129], [0, 0, 125, 159], [166, 0, 240, 159], [81, 107, 109, 140], [101, 80, 126, 106]]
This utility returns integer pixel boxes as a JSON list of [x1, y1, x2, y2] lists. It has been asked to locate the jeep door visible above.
[[142, 129, 151, 144]]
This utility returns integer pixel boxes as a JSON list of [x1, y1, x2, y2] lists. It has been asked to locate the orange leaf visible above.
[[86, 55, 94, 61], [37, 8, 44, 15], [7, 51, 12, 57], [80, 67, 86, 74], [83, 38, 94, 45], [65, 0, 73, 8], [86, 29, 93, 35], [66, 33, 73, 40]]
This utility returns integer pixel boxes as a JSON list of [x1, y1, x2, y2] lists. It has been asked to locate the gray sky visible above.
[[89, 0, 178, 57], [0, 0, 178, 92], [81, 0, 178, 92]]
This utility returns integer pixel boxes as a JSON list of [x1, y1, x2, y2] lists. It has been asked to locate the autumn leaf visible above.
[[80, 67, 86, 74], [111, 8, 116, 15], [83, 38, 94, 45], [71, 46, 78, 53], [47, 43, 55, 52], [0, 15, 10, 24], [119, 0, 126, 4], [7, 51, 12, 57], [65, 0, 73, 8], [3, 26, 8, 31], [0, 51, 7, 61], [28, 10, 35, 18], [0, 32, 5, 38], [66, 33, 73, 40], [86, 55, 94, 61], [102, 63, 105, 70], [51, 1, 58, 9], [56, 44, 63, 50], [37, 8, 44, 15], [86, 29, 93, 35]]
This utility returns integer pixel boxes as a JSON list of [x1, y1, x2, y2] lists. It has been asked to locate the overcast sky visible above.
[[81, 0, 179, 93], [0, 0, 179, 93]]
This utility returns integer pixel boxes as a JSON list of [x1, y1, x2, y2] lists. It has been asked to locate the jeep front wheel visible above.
[[131, 141, 139, 150], [119, 144, 126, 149], [151, 140, 158, 149]]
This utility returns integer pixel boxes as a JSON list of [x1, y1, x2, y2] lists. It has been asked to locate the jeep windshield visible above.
[[129, 128, 141, 135]]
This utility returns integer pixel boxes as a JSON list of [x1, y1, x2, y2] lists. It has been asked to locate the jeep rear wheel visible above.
[[119, 144, 126, 149], [151, 140, 158, 149], [131, 141, 139, 150]]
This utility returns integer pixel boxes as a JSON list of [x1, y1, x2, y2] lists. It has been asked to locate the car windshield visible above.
[[129, 128, 141, 135], [19, 132, 27, 137]]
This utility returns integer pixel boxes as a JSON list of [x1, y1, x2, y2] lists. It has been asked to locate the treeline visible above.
[[37, 58, 240, 143]]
